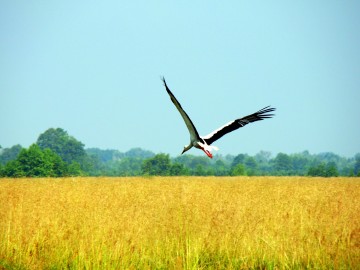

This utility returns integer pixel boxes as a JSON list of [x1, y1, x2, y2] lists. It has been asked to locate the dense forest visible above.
[[1, 128, 359, 177]]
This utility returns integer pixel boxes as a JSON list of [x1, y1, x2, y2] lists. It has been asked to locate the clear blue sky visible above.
[[1, 1, 359, 158]]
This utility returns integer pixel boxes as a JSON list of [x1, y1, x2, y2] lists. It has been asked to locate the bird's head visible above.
[[182, 144, 192, 155]]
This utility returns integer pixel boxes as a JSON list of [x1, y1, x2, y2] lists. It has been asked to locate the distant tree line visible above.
[[1, 128, 360, 177]]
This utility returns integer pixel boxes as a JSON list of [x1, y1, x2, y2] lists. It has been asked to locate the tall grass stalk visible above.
[[1, 177, 359, 269]]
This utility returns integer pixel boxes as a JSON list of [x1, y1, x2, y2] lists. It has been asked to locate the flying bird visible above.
[[162, 77, 275, 158]]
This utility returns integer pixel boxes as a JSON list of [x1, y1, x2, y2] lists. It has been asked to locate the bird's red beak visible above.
[[202, 148, 213, 159]]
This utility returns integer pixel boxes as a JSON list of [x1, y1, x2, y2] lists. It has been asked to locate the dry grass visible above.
[[0, 176, 359, 269]]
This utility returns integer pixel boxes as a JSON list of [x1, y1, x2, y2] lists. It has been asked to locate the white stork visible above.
[[162, 77, 275, 158]]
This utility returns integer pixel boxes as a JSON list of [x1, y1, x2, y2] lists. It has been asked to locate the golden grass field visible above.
[[0, 177, 359, 269]]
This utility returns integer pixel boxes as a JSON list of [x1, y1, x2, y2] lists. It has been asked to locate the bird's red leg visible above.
[[202, 148, 213, 159]]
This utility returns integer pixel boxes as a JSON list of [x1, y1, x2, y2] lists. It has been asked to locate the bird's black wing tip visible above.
[[259, 106, 276, 114], [257, 106, 276, 119], [161, 76, 171, 90]]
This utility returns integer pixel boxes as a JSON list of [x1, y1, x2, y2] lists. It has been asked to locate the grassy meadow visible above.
[[0, 177, 359, 269]]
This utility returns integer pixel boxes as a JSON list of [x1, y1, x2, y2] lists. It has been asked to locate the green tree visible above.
[[142, 154, 171, 176], [37, 128, 86, 164], [2, 144, 69, 177], [231, 164, 246, 176], [308, 162, 339, 177], [169, 163, 189, 176], [244, 157, 258, 176], [354, 154, 360, 176], [2, 160, 24, 177], [325, 162, 339, 177], [0, 144, 23, 165], [231, 154, 247, 168], [83, 154, 104, 176], [194, 164, 206, 176], [291, 153, 311, 175], [255, 151, 272, 163], [17, 144, 53, 177], [254, 151, 272, 175], [42, 148, 67, 176], [67, 162, 84, 176], [308, 162, 326, 177], [214, 160, 228, 176], [109, 157, 143, 176], [86, 148, 124, 163], [173, 155, 211, 175], [273, 153, 292, 175]]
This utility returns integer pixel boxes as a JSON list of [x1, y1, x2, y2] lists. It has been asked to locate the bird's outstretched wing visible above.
[[203, 106, 276, 145], [162, 77, 201, 141]]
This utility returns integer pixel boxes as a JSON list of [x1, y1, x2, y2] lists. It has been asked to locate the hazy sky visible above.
[[1, 1, 359, 158]]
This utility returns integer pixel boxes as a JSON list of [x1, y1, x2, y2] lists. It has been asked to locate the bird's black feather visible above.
[[203, 106, 276, 145], [162, 77, 201, 141]]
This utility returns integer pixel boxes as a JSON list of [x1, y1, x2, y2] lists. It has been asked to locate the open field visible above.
[[0, 177, 359, 269]]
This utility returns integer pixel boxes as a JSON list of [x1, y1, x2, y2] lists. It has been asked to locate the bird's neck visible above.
[[184, 144, 193, 151]]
